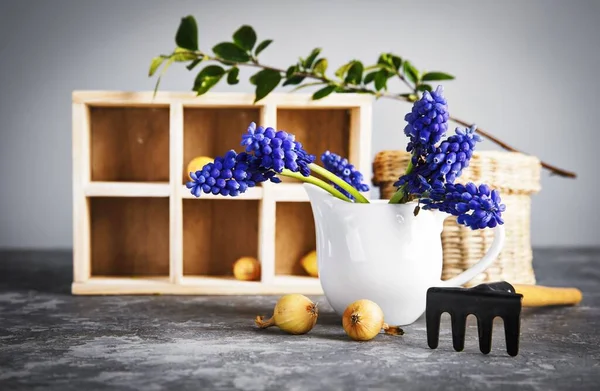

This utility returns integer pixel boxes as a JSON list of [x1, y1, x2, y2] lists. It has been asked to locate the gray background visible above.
[[0, 0, 598, 249]]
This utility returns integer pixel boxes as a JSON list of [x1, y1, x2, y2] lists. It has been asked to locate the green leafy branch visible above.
[[148, 15, 576, 179]]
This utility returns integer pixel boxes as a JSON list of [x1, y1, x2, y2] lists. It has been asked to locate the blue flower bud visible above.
[[320, 150, 370, 200]]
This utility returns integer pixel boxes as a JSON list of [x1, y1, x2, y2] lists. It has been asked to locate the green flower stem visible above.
[[389, 184, 407, 204], [308, 163, 370, 204], [279, 169, 352, 203], [388, 158, 414, 204]]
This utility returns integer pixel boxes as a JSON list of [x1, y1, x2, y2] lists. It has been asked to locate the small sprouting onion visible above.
[[255, 294, 319, 335], [342, 299, 404, 341]]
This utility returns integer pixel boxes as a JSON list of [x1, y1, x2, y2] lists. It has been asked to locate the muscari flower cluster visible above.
[[394, 85, 506, 230], [320, 151, 370, 200], [186, 150, 259, 197], [186, 122, 320, 197], [395, 124, 482, 195], [241, 122, 315, 177], [421, 181, 506, 230], [186, 123, 370, 202], [404, 85, 450, 160]]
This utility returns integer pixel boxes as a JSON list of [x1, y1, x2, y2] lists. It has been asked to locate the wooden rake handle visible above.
[[513, 284, 583, 307]]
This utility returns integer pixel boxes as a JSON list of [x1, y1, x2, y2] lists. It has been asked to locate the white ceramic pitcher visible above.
[[304, 183, 505, 326]]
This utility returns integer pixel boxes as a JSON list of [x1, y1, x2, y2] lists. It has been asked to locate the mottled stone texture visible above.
[[1, 249, 599, 391]]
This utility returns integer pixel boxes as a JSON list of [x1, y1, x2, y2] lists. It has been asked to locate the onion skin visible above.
[[342, 299, 385, 341], [255, 294, 318, 335], [342, 299, 404, 341]]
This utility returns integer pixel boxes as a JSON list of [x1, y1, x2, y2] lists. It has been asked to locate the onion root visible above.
[[383, 323, 404, 336], [255, 315, 275, 329]]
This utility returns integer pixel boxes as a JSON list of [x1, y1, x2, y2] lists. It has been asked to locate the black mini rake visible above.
[[425, 281, 523, 356]]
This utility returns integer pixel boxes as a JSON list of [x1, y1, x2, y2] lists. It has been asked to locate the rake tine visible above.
[[503, 315, 521, 357], [477, 315, 494, 354], [426, 307, 441, 349], [451, 312, 467, 352]]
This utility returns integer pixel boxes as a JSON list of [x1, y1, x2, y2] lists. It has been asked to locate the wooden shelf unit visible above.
[[72, 91, 372, 295]]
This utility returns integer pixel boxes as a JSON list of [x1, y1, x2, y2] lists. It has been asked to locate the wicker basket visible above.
[[372, 150, 542, 286]]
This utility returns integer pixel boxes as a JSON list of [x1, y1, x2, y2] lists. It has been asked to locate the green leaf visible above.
[[403, 61, 420, 84], [335, 62, 354, 79], [345, 61, 363, 84], [172, 47, 197, 62], [312, 85, 336, 100], [148, 56, 165, 77], [416, 84, 433, 92], [195, 76, 223, 95], [377, 53, 402, 71], [304, 48, 321, 69], [254, 39, 273, 56], [197, 65, 225, 80], [227, 67, 240, 85], [186, 58, 203, 71], [363, 71, 377, 84], [175, 15, 198, 51], [282, 75, 306, 86], [285, 65, 298, 79], [153, 57, 174, 97], [249, 72, 258, 85], [334, 85, 351, 93], [377, 54, 388, 65], [212, 42, 251, 62], [313, 58, 328, 76], [421, 72, 455, 81], [253, 69, 281, 102], [390, 54, 402, 71], [193, 66, 226, 93], [363, 64, 381, 71], [374, 70, 388, 91], [233, 25, 257, 51]]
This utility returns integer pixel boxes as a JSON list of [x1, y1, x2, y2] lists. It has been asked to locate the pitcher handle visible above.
[[439, 225, 505, 287]]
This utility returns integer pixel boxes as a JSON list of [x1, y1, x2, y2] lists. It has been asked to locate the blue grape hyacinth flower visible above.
[[422, 181, 506, 230], [404, 85, 449, 159], [394, 124, 482, 195], [241, 122, 315, 177], [423, 124, 482, 183], [185, 150, 281, 198], [393, 172, 432, 197], [320, 150, 370, 200]]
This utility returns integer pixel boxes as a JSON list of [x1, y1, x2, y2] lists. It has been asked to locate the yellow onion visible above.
[[342, 299, 404, 341], [233, 257, 261, 281], [255, 294, 318, 334]]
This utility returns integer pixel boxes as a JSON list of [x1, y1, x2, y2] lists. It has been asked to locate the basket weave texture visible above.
[[372, 150, 542, 286]]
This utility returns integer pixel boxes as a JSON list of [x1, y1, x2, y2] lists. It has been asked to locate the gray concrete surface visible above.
[[1, 249, 599, 390]]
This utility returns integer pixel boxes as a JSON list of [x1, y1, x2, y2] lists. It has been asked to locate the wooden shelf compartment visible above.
[[89, 197, 170, 278], [275, 202, 317, 278], [73, 91, 372, 295], [182, 107, 261, 184], [182, 199, 260, 279], [89, 106, 170, 183]]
